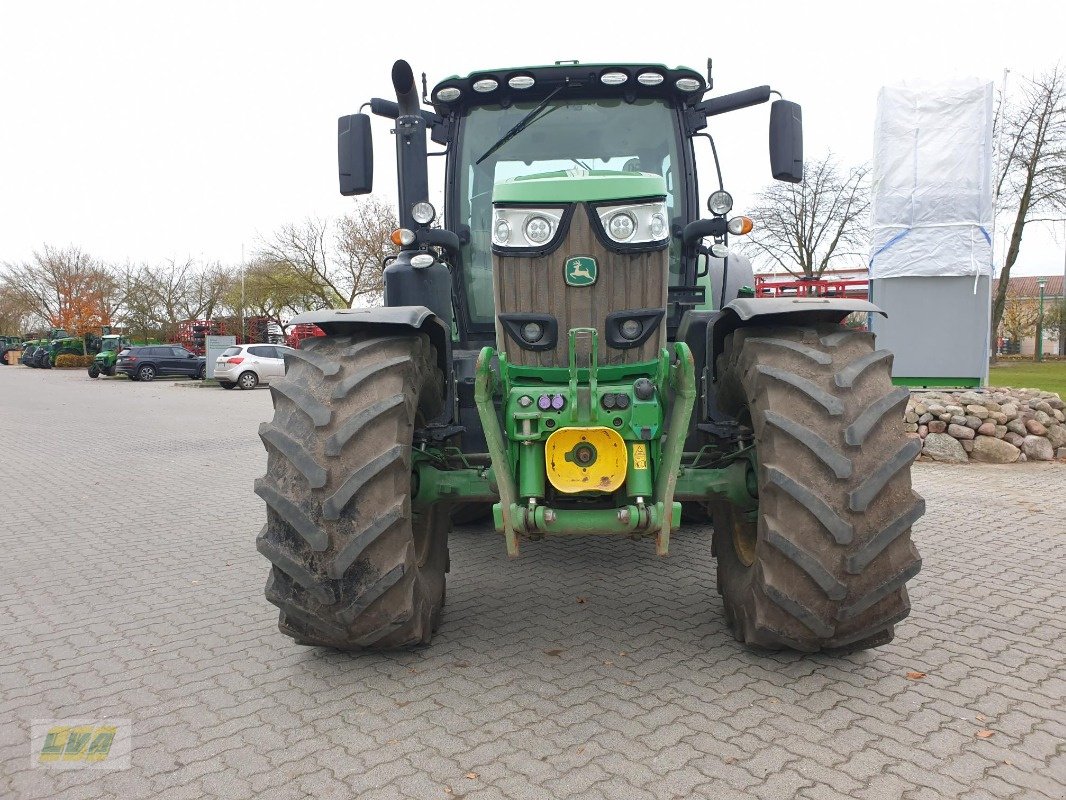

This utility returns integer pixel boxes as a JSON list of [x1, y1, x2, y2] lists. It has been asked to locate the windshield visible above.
[[455, 97, 683, 327], [101, 338, 120, 352]]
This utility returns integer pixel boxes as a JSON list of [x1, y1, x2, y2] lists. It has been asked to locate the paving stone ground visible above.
[[1, 366, 1063, 800]]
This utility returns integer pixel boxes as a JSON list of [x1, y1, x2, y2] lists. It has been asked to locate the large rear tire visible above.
[[256, 332, 450, 649], [712, 325, 923, 653]]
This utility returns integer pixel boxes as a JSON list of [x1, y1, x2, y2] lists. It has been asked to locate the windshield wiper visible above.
[[475, 81, 568, 165]]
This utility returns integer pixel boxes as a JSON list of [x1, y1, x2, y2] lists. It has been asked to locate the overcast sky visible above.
[[1, 0, 1064, 277]]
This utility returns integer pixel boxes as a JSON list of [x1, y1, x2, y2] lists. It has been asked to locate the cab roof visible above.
[[430, 62, 707, 115]]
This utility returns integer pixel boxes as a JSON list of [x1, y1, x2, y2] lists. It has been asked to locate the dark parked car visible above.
[[116, 345, 206, 382]]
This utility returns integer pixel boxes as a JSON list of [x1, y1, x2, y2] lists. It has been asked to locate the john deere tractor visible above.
[[89, 334, 131, 377], [256, 60, 923, 654]]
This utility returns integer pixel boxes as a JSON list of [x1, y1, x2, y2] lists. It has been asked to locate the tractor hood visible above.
[[493, 170, 667, 204]]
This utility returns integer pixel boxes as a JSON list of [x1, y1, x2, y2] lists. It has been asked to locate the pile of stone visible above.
[[906, 388, 1066, 464]]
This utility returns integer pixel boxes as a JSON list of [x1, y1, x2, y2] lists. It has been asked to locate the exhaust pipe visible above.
[[392, 60, 420, 117]]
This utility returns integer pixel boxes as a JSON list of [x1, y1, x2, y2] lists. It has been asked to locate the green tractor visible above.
[[256, 60, 923, 654], [19, 339, 42, 366], [89, 334, 131, 378], [24, 328, 72, 368], [0, 336, 23, 365], [39, 334, 88, 369]]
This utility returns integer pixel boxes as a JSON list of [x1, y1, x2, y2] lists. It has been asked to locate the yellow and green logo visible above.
[[39, 725, 115, 764], [33, 719, 131, 769], [564, 256, 597, 287]]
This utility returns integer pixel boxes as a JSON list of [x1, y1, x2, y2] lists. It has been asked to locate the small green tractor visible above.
[[257, 60, 923, 654], [89, 334, 132, 378]]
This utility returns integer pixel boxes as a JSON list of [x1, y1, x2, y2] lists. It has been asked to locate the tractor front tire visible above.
[[255, 332, 449, 649], [713, 325, 923, 653], [88, 363, 100, 378]]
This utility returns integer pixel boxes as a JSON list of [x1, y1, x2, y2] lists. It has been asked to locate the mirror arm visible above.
[[416, 228, 461, 258], [695, 85, 772, 118], [682, 218, 728, 249]]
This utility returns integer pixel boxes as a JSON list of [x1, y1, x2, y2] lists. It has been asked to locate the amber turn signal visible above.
[[391, 228, 416, 246], [727, 216, 754, 236]]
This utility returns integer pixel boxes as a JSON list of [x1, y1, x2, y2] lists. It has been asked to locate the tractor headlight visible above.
[[607, 211, 636, 241], [524, 215, 554, 244], [594, 200, 670, 246], [491, 206, 566, 250], [649, 212, 667, 239], [619, 318, 644, 340], [521, 322, 544, 343], [411, 201, 436, 225], [708, 190, 733, 216]]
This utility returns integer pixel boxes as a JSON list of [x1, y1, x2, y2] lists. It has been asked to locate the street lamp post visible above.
[[1036, 278, 1047, 362]]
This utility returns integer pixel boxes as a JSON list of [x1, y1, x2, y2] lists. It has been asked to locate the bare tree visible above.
[[225, 257, 321, 328], [742, 154, 870, 279], [0, 245, 116, 336], [0, 291, 34, 335], [991, 66, 1066, 344], [259, 197, 397, 308]]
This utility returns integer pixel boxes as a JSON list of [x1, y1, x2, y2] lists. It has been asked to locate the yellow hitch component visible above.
[[545, 426, 628, 494]]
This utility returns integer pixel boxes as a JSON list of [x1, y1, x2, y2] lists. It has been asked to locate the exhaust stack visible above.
[[391, 59, 428, 229]]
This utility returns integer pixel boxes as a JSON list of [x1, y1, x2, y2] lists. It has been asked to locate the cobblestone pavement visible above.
[[1, 366, 1064, 800]]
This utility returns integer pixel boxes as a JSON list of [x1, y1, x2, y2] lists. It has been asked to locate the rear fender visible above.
[[708, 298, 886, 381]]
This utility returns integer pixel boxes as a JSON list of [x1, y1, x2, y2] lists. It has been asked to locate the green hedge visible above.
[[54, 354, 95, 368]]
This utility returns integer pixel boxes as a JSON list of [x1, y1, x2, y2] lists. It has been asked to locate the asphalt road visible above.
[[1, 366, 1063, 799]]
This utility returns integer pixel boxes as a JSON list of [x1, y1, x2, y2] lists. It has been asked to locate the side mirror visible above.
[[338, 113, 373, 196], [769, 99, 803, 183]]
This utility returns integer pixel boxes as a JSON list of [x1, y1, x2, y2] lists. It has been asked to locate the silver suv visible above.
[[214, 344, 293, 390]]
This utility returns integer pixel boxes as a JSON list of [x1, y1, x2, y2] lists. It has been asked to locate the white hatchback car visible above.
[[214, 344, 293, 390]]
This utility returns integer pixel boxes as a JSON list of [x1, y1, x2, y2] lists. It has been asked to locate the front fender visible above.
[[289, 306, 450, 376], [708, 298, 885, 380]]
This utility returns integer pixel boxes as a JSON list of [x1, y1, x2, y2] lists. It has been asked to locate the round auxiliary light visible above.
[[727, 215, 754, 236], [675, 77, 701, 92], [637, 72, 664, 86], [600, 71, 628, 86], [493, 219, 511, 244], [537, 394, 553, 410], [649, 212, 667, 239], [708, 190, 733, 216], [411, 201, 436, 225], [524, 215, 553, 244], [551, 394, 566, 411], [391, 228, 416, 246], [521, 321, 544, 343], [620, 318, 643, 340], [508, 75, 535, 89], [607, 211, 637, 242], [710, 243, 731, 259], [518, 395, 533, 408], [436, 86, 461, 102], [410, 253, 434, 268], [473, 78, 498, 93]]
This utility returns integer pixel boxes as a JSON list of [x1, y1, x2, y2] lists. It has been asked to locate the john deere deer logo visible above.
[[564, 256, 597, 287]]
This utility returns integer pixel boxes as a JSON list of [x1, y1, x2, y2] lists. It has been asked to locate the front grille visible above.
[[492, 205, 668, 367]]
